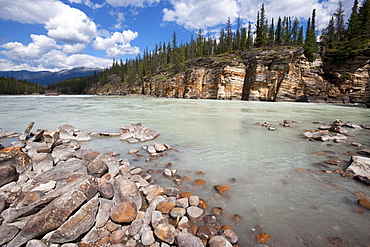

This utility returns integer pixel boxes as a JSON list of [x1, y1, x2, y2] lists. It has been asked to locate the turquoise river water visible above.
[[1, 95, 370, 246]]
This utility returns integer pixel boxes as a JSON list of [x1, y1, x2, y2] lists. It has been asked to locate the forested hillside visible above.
[[0, 77, 45, 95], [48, 0, 370, 96]]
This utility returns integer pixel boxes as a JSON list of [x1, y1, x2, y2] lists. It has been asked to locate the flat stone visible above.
[[154, 223, 176, 244], [176, 232, 203, 247], [176, 198, 189, 208], [343, 156, 370, 184], [31, 180, 56, 193], [87, 160, 108, 178], [110, 201, 137, 223], [154, 142, 166, 152], [189, 196, 200, 206], [19, 191, 45, 207], [29, 153, 54, 173], [113, 177, 142, 210], [323, 159, 341, 165], [95, 199, 113, 228], [156, 201, 175, 214], [141, 224, 156, 245], [7, 175, 98, 247], [177, 216, 191, 230], [0, 164, 18, 187], [170, 207, 186, 218], [0, 224, 20, 246], [25, 239, 47, 247], [51, 144, 75, 163], [187, 206, 204, 222], [209, 235, 233, 247]]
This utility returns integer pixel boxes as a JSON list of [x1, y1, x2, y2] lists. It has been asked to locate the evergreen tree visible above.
[[304, 9, 319, 61], [226, 17, 233, 53], [291, 17, 300, 45], [268, 18, 275, 45], [255, 4, 268, 46], [346, 0, 360, 41], [246, 21, 253, 49], [240, 27, 247, 50], [275, 17, 283, 45]]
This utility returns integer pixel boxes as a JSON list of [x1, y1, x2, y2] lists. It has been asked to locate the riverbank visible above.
[[0, 123, 243, 247]]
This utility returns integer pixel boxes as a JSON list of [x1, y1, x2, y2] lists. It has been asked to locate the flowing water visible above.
[[1, 95, 370, 246]]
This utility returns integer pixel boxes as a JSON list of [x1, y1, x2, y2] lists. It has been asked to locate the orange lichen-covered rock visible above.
[[256, 232, 270, 243]]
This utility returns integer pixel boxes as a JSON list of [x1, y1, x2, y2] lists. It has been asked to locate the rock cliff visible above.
[[90, 47, 370, 105]]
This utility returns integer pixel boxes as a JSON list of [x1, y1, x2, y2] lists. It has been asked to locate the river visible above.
[[1, 95, 370, 246]]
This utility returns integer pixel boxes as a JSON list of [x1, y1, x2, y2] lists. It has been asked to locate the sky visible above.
[[0, 0, 353, 72]]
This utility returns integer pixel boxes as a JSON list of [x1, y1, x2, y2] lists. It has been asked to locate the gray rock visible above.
[[30, 180, 56, 193], [125, 238, 137, 247], [49, 197, 99, 243], [51, 145, 75, 163], [141, 224, 155, 245], [95, 199, 113, 228], [29, 153, 54, 174], [87, 160, 108, 177], [176, 198, 189, 208], [0, 195, 7, 212], [81, 227, 99, 244], [154, 142, 166, 152], [343, 156, 370, 184], [176, 232, 203, 247], [6, 175, 98, 247], [34, 158, 87, 183], [186, 206, 204, 222], [99, 182, 114, 199], [128, 218, 144, 236], [94, 153, 120, 178], [113, 177, 142, 211], [148, 146, 157, 155], [0, 130, 18, 138], [0, 224, 20, 246], [0, 164, 18, 187], [19, 122, 34, 141], [43, 131, 60, 145], [221, 229, 238, 244], [76, 131, 92, 142], [208, 235, 233, 247], [25, 239, 47, 247]]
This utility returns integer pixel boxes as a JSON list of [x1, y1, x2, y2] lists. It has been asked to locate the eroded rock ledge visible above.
[[0, 123, 239, 247]]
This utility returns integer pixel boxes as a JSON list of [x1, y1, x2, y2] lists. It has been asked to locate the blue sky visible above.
[[0, 0, 352, 71]]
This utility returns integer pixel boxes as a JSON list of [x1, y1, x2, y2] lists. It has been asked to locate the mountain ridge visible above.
[[0, 67, 102, 85]]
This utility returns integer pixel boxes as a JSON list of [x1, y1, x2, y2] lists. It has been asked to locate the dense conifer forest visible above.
[[0, 77, 45, 95], [3, 0, 370, 95]]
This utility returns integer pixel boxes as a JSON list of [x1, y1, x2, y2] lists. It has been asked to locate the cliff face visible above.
[[143, 58, 246, 100], [90, 47, 370, 105]]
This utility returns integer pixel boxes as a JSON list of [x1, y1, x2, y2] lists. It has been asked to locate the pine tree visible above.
[[304, 9, 319, 61], [226, 17, 233, 53], [255, 4, 268, 46], [346, 0, 360, 41], [268, 18, 275, 45], [275, 17, 283, 45], [240, 27, 247, 50], [291, 17, 300, 45], [246, 22, 253, 49]]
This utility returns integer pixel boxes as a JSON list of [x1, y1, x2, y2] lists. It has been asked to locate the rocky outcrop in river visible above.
[[0, 123, 239, 247]]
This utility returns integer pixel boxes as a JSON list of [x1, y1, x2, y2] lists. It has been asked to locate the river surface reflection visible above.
[[1, 95, 370, 246]]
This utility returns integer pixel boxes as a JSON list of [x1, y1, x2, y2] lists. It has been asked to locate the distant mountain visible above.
[[0, 67, 103, 85]]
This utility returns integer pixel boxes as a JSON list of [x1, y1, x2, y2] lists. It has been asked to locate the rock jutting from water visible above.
[[0, 122, 239, 247], [301, 119, 370, 185]]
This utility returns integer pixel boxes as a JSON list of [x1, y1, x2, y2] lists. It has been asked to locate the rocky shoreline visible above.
[[0, 123, 241, 247]]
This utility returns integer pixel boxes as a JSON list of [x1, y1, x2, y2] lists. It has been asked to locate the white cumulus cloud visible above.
[[93, 31, 140, 58], [62, 43, 86, 54], [1, 35, 60, 62], [163, 0, 239, 30]]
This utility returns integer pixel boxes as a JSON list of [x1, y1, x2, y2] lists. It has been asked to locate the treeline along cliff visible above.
[[42, 2, 370, 106]]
